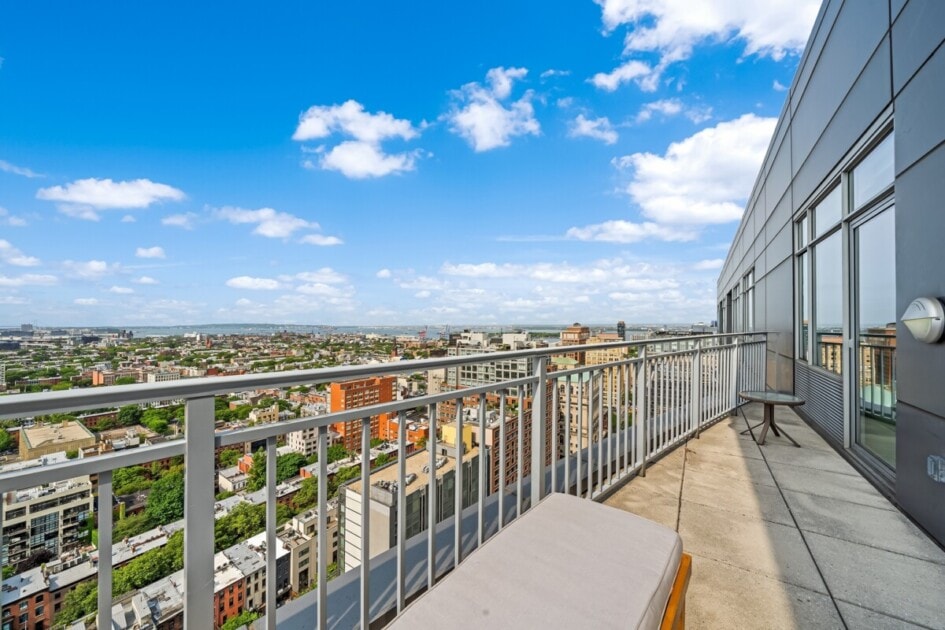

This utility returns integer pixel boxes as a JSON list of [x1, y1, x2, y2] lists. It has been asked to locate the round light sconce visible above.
[[901, 297, 945, 344]]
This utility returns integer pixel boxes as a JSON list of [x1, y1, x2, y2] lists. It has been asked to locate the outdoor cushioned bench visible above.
[[388, 492, 691, 629]]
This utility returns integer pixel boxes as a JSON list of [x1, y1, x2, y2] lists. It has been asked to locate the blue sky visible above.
[[0, 0, 820, 327]]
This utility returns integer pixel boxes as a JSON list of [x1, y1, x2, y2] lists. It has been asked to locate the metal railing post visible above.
[[530, 356, 547, 507], [636, 346, 649, 477], [692, 339, 703, 438], [184, 396, 215, 630], [96, 470, 113, 630], [316, 426, 328, 629], [265, 435, 277, 630]]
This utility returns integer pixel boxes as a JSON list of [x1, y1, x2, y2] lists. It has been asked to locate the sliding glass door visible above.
[[852, 205, 896, 469]]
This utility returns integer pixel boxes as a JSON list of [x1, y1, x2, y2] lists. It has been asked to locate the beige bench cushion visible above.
[[389, 492, 683, 629]]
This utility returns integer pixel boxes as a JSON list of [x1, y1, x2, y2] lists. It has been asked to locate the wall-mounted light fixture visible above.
[[901, 297, 945, 344]]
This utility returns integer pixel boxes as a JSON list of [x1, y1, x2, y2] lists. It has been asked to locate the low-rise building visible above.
[[19, 421, 95, 460]]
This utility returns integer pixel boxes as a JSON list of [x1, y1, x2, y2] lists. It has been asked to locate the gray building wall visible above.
[[718, 0, 945, 545]]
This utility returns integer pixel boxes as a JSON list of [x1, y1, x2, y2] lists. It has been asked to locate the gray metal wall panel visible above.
[[896, 403, 945, 547], [792, 37, 892, 207], [766, 137, 793, 210], [893, 144, 945, 419], [794, 362, 844, 444], [766, 223, 793, 272], [894, 42, 945, 174], [753, 279, 767, 332], [891, 0, 945, 95], [891, 0, 907, 23], [765, 186, 793, 247], [791, 0, 889, 172], [764, 259, 793, 356], [791, 0, 845, 116]]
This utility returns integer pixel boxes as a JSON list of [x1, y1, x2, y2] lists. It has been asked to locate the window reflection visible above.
[[814, 231, 842, 374], [852, 133, 894, 209]]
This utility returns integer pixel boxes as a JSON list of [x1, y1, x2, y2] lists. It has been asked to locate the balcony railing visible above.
[[0, 332, 766, 629]]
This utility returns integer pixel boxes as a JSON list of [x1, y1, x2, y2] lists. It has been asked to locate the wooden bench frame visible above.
[[660, 553, 692, 630]]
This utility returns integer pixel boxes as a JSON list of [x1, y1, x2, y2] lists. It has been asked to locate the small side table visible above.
[[738, 391, 804, 447]]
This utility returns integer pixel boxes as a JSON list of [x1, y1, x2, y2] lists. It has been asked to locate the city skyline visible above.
[[0, 1, 819, 326]]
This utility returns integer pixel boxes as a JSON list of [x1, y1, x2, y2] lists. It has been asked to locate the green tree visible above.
[[214, 502, 266, 551], [293, 477, 318, 510], [113, 466, 151, 495], [221, 611, 260, 630], [51, 381, 71, 391], [57, 580, 98, 625], [276, 452, 308, 482], [247, 449, 266, 491], [0, 428, 13, 452], [327, 444, 349, 463], [218, 448, 242, 468], [145, 470, 184, 525], [114, 376, 137, 385], [118, 404, 143, 426]]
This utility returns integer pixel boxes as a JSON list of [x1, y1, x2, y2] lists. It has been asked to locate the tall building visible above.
[[585, 334, 633, 413], [718, 0, 945, 547], [559, 323, 590, 363], [19, 421, 96, 461], [1, 472, 94, 569], [616, 321, 626, 340], [339, 448, 479, 572], [329, 376, 396, 451]]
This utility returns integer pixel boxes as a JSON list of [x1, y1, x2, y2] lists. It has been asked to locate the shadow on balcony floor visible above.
[[605, 403, 945, 630]]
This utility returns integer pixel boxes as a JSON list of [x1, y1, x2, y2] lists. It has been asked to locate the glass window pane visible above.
[[813, 186, 841, 239], [796, 216, 808, 249], [814, 232, 842, 374], [855, 207, 897, 469], [798, 252, 809, 362], [852, 133, 894, 209]]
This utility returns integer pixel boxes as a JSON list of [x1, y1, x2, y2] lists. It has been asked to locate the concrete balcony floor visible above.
[[605, 403, 945, 630]]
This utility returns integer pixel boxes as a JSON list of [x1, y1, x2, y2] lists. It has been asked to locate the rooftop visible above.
[[605, 404, 945, 628], [21, 420, 95, 449], [348, 446, 473, 496]]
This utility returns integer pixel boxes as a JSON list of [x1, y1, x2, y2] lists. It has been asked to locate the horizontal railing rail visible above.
[[0, 331, 766, 630]]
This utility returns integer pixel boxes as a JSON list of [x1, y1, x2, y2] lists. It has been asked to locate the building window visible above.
[[813, 230, 842, 374], [743, 269, 755, 332], [852, 133, 894, 210]]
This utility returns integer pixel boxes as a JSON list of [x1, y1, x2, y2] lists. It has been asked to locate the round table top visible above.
[[738, 390, 805, 406]]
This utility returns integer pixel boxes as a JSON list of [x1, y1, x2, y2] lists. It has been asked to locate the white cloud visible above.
[[215, 206, 315, 239], [614, 113, 776, 224], [0, 296, 29, 305], [0, 273, 57, 287], [74, 298, 99, 306], [293, 268, 347, 284], [63, 259, 120, 279], [135, 246, 166, 259], [693, 258, 724, 270], [376, 268, 392, 279], [636, 98, 682, 122], [773, 79, 788, 92], [162, 212, 198, 229], [226, 276, 281, 290], [635, 99, 713, 124], [566, 220, 697, 243], [108, 286, 134, 294], [540, 69, 571, 80], [37, 178, 185, 220], [592, 0, 819, 91], [293, 100, 421, 179], [447, 67, 541, 152], [0, 159, 42, 178], [590, 59, 659, 92], [299, 233, 343, 246], [414, 290, 431, 299], [319, 141, 418, 179], [293, 100, 417, 143], [121, 215, 137, 223], [133, 276, 159, 285], [0, 240, 40, 266], [0, 207, 27, 227], [569, 114, 618, 144]]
